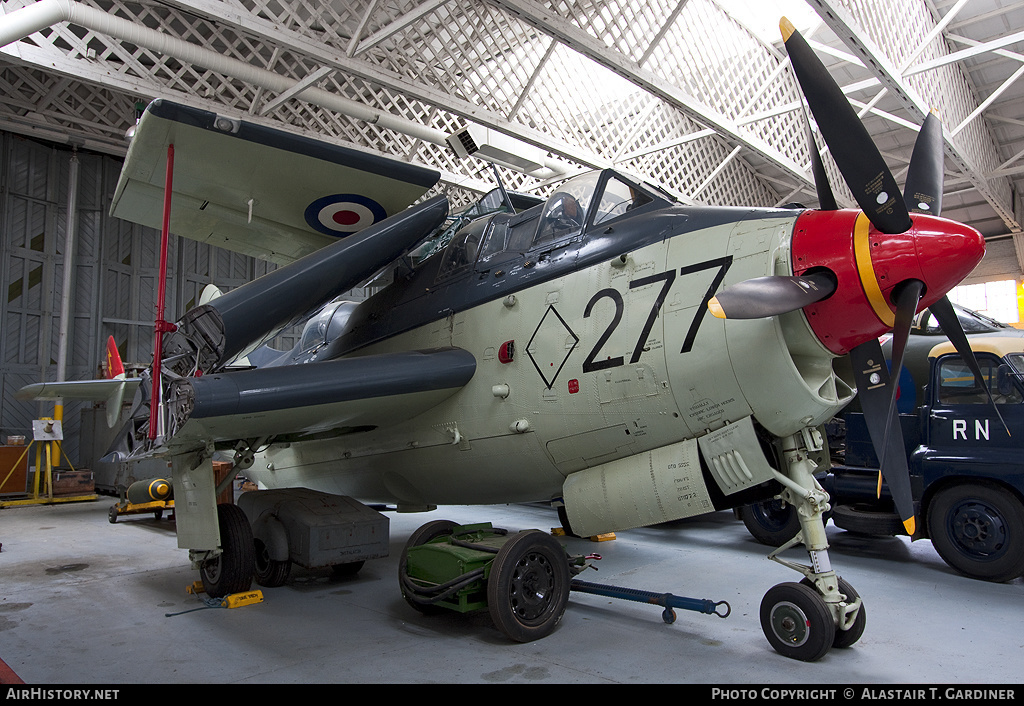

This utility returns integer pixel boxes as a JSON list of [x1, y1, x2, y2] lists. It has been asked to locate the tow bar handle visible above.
[[570, 578, 731, 624]]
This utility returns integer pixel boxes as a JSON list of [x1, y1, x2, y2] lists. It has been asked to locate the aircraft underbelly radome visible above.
[[242, 212, 848, 536]]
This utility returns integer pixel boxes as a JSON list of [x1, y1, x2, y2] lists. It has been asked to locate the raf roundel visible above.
[[304, 194, 387, 237]]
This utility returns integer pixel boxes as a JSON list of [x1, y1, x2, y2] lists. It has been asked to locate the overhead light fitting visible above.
[[447, 123, 547, 174]]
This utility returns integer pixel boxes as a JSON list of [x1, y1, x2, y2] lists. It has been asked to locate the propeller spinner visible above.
[[710, 18, 991, 537]]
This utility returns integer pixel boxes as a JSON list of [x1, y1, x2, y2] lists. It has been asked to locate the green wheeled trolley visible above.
[[398, 520, 731, 642], [399, 521, 580, 642]]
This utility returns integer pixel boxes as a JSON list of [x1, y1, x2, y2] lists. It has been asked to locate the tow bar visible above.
[[570, 578, 731, 624]]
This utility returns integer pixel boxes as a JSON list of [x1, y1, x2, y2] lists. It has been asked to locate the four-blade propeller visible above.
[[713, 18, 997, 537]]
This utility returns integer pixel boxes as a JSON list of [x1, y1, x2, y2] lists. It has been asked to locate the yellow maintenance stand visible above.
[[0, 418, 96, 508]]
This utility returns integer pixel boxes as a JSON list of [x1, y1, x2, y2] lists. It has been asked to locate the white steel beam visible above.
[[904, 28, 1024, 77], [350, 0, 450, 57], [147, 0, 595, 174], [485, 0, 813, 188], [808, 0, 1021, 235], [0, 40, 489, 193]]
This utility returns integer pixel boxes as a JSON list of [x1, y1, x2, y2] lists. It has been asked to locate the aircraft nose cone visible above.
[[908, 214, 985, 305], [792, 209, 986, 355], [857, 213, 985, 319]]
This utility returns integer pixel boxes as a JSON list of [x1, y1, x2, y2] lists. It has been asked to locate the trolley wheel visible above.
[[253, 538, 291, 588], [487, 530, 570, 643], [398, 519, 461, 614], [200, 504, 256, 598], [108, 505, 119, 524], [760, 581, 835, 662]]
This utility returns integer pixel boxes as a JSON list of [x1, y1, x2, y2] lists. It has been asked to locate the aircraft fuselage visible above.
[[245, 173, 851, 523]]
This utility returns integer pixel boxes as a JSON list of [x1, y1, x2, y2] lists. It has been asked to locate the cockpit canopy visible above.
[[437, 169, 664, 281]]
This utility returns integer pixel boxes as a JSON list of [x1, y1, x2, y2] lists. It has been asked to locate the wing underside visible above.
[[110, 99, 440, 264]]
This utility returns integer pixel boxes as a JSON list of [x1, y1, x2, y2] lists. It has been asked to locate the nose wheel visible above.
[[760, 582, 835, 662]]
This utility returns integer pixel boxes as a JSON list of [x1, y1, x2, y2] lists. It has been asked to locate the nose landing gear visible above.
[[759, 432, 866, 661]]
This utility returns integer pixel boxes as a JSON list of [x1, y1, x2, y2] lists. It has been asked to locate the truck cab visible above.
[[740, 336, 1024, 583]]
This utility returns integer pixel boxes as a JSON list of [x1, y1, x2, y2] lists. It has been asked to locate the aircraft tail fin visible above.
[[105, 336, 126, 380], [103, 339, 130, 427]]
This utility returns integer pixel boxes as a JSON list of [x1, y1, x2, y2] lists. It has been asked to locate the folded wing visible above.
[[110, 99, 441, 264], [162, 348, 477, 453]]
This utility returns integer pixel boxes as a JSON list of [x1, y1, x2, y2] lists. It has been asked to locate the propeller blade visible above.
[[802, 105, 837, 211], [781, 18, 912, 235], [708, 272, 835, 319], [877, 279, 925, 494], [929, 296, 1011, 436], [849, 339, 917, 534], [904, 111, 944, 217]]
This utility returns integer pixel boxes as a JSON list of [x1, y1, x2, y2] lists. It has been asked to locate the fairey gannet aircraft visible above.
[[19, 21, 991, 660]]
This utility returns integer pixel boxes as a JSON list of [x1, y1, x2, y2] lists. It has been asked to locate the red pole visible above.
[[149, 143, 175, 441]]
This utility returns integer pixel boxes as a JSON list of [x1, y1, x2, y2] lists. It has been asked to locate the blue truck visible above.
[[740, 319, 1024, 583]]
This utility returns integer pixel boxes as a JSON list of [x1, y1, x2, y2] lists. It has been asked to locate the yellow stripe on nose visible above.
[[853, 211, 895, 328]]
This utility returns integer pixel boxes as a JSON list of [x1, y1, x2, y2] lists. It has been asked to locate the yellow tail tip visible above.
[[708, 297, 726, 319], [780, 16, 796, 42]]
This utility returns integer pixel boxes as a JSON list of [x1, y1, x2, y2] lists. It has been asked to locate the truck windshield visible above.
[[1006, 353, 1024, 375], [938, 355, 1023, 405]]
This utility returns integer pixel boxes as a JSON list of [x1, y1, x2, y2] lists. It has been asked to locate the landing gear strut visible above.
[[760, 431, 864, 661]]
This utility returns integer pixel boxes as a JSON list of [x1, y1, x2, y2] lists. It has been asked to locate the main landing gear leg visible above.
[[759, 431, 864, 662], [171, 449, 255, 598]]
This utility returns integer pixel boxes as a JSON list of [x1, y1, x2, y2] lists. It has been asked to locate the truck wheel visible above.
[[487, 530, 570, 643], [927, 482, 1024, 582], [739, 499, 800, 546], [831, 503, 903, 536], [200, 504, 256, 597], [760, 582, 835, 662]]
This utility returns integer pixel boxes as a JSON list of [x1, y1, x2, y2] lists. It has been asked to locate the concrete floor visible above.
[[1, 494, 1021, 684]]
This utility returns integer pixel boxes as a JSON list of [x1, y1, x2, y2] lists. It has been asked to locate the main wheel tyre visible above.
[[927, 482, 1024, 582], [739, 500, 800, 546], [200, 504, 256, 598], [398, 519, 461, 615], [253, 538, 291, 588], [800, 577, 865, 648], [760, 582, 835, 662], [556, 505, 578, 537], [487, 530, 570, 643]]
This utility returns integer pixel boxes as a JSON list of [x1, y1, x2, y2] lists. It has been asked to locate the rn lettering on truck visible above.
[[953, 418, 990, 440]]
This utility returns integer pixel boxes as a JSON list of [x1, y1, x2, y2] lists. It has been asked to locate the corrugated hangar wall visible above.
[[0, 129, 285, 465]]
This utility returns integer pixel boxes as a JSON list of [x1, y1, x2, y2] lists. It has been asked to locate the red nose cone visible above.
[[909, 214, 986, 302], [792, 210, 985, 355]]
